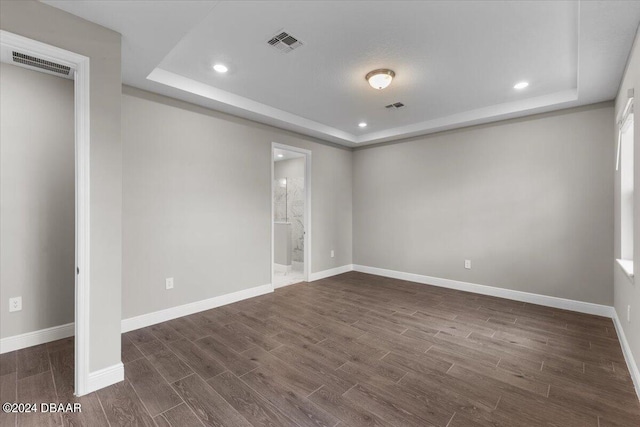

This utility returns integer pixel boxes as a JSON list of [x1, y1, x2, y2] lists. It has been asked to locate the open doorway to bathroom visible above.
[[272, 143, 311, 288]]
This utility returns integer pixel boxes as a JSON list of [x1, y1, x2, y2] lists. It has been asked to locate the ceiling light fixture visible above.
[[276, 154, 284, 158], [513, 81, 529, 90], [366, 69, 395, 90], [358, 122, 367, 128], [213, 64, 228, 73]]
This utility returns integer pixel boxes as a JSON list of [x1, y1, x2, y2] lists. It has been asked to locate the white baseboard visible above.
[[121, 283, 273, 333], [612, 310, 640, 400], [309, 264, 354, 282], [352, 264, 613, 318], [0, 322, 74, 354], [85, 362, 124, 395], [1, 283, 273, 353]]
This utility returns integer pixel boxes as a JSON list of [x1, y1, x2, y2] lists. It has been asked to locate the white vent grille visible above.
[[267, 31, 303, 53], [385, 102, 405, 109], [12, 51, 71, 76]]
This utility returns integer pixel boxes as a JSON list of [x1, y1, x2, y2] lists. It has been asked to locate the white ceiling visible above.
[[43, 1, 640, 147]]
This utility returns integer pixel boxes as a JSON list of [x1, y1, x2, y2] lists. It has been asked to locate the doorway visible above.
[[0, 30, 91, 396], [271, 143, 311, 288]]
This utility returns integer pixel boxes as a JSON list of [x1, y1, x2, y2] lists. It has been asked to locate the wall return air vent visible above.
[[267, 31, 303, 53], [12, 51, 71, 76]]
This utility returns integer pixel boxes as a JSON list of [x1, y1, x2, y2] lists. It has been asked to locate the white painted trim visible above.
[[86, 363, 124, 394], [0, 323, 74, 354], [271, 143, 312, 286], [616, 259, 635, 280], [2, 282, 272, 352], [148, 68, 356, 143], [0, 30, 92, 397], [612, 310, 640, 400], [352, 265, 613, 317], [309, 264, 354, 282], [147, 68, 580, 147], [121, 283, 272, 333], [273, 278, 305, 290]]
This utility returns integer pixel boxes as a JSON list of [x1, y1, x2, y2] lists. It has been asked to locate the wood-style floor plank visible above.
[[166, 339, 226, 380], [16, 344, 50, 380], [0, 373, 17, 427], [154, 403, 204, 427], [240, 368, 339, 427], [172, 374, 252, 427], [0, 351, 17, 376], [308, 385, 390, 427], [6, 271, 640, 427], [96, 380, 155, 427], [207, 371, 296, 426], [124, 357, 183, 417], [146, 348, 194, 383], [17, 371, 61, 427]]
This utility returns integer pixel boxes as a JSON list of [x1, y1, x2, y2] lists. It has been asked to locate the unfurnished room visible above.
[[1, 1, 640, 426]]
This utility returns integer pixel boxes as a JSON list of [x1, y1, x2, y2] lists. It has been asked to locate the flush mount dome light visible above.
[[366, 69, 395, 90], [513, 81, 529, 90], [276, 154, 284, 158]]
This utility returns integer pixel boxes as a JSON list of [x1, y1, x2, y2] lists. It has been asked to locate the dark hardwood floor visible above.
[[1, 271, 639, 426]]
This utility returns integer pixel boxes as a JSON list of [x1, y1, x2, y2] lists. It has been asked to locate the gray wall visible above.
[[353, 103, 614, 305], [0, 64, 74, 339], [614, 25, 640, 376], [122, 87, 352, 319], [1, 1, 123, 372]]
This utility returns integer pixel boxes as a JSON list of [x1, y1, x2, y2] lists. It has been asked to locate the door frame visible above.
[[271, 142, 312, 288], [0, 30, 91, 396]]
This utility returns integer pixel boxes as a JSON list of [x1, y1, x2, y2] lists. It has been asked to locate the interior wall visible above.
[[275, 157, 305, 180], [121, 86, 352, 319], [0, 63, 74, 339], [0, 0, 122, 372], [614, 25, 640, 378], [353, 103, 614, 306]]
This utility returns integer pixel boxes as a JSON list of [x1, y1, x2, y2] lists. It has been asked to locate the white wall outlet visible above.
[[165, 277, 174, 290], [330, 250, 335, 258], [464, 260, 471, 269], [9, 297, 22, 312], [628, 305, 631, 323]]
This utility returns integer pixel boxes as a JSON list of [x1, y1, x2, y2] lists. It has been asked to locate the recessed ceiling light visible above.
[[276, 154, 284, 158], [366, 69, 395, 90], [213, 64, 228, 73], [513, 81, 529, 90], [358, 122, 367, 128]]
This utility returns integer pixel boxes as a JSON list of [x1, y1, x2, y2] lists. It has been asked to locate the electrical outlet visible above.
[[9, 297, 22, 312], [166, 277, 174, 290], [330, 250, 335, 258], [464, 260, 471, 269], [628, 305, 631, 323]]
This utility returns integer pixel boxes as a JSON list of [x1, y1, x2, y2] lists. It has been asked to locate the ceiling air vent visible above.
[[385, 102, 405, 109], [12, 51, 71, 76], [267, 31, 303, 53]]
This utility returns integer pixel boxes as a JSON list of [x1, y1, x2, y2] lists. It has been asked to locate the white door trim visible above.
[[271, 143, 312, 286], [0, 30, 91, 396]]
